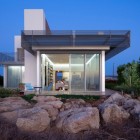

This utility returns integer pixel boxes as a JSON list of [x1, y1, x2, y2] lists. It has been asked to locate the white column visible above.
[[4, 65, 7, 87], [100, 51, 105, 94], [37, 51, 41, 86]]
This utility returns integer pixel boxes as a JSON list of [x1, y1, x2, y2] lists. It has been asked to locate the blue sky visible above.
[[0, 0, 140, 75]]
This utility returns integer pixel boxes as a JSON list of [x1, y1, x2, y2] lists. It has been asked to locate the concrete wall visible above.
[[14, 36, 21, 52], [24, 9, 46, 30], [24, 9, 46, 86]]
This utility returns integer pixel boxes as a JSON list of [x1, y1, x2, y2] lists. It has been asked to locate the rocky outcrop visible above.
[[35, 103, 59, 120], [32, 96, 60, 102], [0, 97, 31, 113], [130, 104, 140, 121], [56, 107, 100, 133], [104, 92, 125, 105], [99, 104, 130, 123], [123, 99, 140, 110], [16, 107, 50, 132], [0, 94, 140, 133], [60, 99, 91, 111]]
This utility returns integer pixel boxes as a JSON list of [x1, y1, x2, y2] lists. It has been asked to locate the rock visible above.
[[32, 96, 60, 102], [137, 96, 140, 101], [16, 107, 50, 132], [35, 103, 59, 120], [46, 101, 63, 109], [0, 97, 31, 113], [124, 94, 132, 99], [104, 93, 125, 105], [0, 110, 18, 123], [0, 98, 3, 102], [56, 107, 100, 133], [123, 99, 140, 110], [130, 104, 140, 121], [100, 104, 130, 123], [61, 99, 87, 111], [32, 96, 63, 109]]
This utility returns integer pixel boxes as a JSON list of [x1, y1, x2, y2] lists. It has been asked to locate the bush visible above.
[[105, 83, 117, 89], [0, 88, 20, 98], [54, 94, 100, 101], [22, 94, 36, 103]]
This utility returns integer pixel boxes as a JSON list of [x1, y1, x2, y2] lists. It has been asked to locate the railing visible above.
[[22, 30, 130, 36]]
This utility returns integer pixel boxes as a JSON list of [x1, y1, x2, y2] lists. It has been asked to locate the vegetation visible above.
[[55, 94, 100, 101], [0, 88, 20, 98], [106, 59, 140, 96], [21, 94, 36, 103]]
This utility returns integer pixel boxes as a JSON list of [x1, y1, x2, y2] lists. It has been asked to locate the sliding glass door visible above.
[[70, 54, 85, 91], [41, 53, 100, 92], [86, 54, 100, 91]]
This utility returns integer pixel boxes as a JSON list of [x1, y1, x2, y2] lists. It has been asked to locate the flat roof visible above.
[[21, 30, 130, 60]]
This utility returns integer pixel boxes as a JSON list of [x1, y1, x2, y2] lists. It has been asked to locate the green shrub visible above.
[[54, 94, 100, 101], [22, 94, 36, 103], [105, 83, 117, 90], [0, 88, 20, 98]]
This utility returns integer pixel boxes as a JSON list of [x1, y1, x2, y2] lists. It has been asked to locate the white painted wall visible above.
[[24, 9, 46, 30], [14, 36, 21, 52], [24, 9, 46, 86], [24, 51, 37, 86]]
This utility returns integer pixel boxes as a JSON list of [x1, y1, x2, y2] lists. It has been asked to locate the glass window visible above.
[[7, 66, 23, 87]]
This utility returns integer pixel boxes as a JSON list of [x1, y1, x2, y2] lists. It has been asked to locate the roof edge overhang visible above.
[[32, 45, 110, 51]]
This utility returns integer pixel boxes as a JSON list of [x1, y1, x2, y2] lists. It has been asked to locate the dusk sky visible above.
[[0, 0, 140, 76]]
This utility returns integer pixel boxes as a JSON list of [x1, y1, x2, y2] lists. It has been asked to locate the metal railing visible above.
[[22, 30, 130, 36]]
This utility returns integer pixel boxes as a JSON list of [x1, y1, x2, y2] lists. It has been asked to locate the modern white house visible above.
[[0, 9, 130, 94]]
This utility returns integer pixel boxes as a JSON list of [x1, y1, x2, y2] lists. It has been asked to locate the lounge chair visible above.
[[24, 83, 34, 91]]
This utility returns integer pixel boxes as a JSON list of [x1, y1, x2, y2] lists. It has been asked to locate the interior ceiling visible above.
[[47, 54, 69, 64], [46, 54, 94, 64]]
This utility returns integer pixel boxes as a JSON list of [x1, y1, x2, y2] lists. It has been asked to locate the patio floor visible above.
[[26, 89, 118, 96]]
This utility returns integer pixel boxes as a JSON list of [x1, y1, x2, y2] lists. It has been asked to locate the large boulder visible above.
[[0, 110, 19, 123], [45, 101, 63, 109], [0, 97, 31, 113], [32, 96, 63, 109], [104, 93, 125, 105], [16, 107, 50, 132], [35, 103, 59, 120], [60, 99, 91, 111], [100, 104, 130, 123], [56, 107, 100, 133], [32, 96, 60, 102], [123, 99, 140, 111], [130, 104, 140, 122]]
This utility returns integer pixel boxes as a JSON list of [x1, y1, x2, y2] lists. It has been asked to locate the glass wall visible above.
[[86, 54, 100, 91], [41, 53, 100, 92], [70, 54, 85, 91], [7, 66, 24, 87]]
